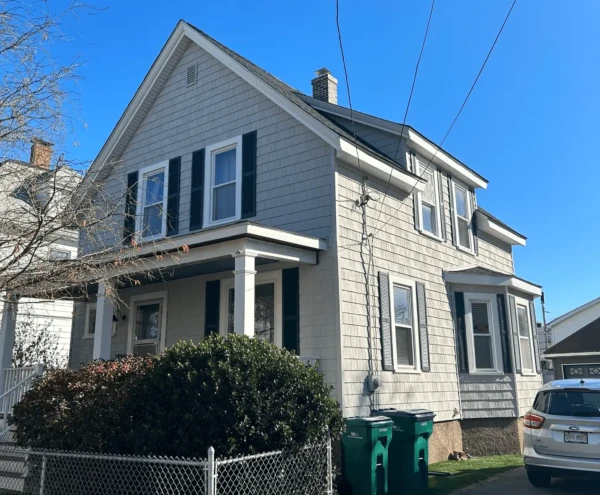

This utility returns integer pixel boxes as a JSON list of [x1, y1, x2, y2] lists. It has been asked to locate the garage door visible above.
[[563, 364, 600, 379]]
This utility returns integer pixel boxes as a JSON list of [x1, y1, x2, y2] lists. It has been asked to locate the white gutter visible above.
[[476, 211, 526, 246], [544, 352, 600, 358]]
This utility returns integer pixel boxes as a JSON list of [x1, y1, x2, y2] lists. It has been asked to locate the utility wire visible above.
[[371, 0, 517, 239]]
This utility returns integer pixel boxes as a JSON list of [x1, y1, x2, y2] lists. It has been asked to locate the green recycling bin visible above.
[[372, 409, 436, 492], [342, 416, 394, 495]]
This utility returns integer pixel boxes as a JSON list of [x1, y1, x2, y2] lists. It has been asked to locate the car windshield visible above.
[[534, 390, 600, 417]]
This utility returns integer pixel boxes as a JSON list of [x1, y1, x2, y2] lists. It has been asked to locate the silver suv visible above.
[[523, 378, 600, 487]]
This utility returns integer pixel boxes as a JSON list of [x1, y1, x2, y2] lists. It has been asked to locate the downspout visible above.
[[450, 283, 464, 420]]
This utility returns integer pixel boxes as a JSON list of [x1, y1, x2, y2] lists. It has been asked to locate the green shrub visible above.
[[12, 335, 343, 457]]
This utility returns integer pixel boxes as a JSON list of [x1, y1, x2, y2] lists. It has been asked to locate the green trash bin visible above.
[[342, 416, 394, 495], [372, 409, 436, 492]]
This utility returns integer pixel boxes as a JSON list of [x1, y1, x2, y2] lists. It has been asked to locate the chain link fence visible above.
[[0, 437, 332, 495]]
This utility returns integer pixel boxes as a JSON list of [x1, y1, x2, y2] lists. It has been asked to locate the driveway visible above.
[[457, 468, 598, 494]]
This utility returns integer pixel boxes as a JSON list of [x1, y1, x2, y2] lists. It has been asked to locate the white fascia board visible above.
[[547, 297, 600, 327], [337, 138, 425, 194], [443, 272, 542, 297], [476, 211, 526, 246], [545, 352, 600, 358], [406, 129, 488, 190]]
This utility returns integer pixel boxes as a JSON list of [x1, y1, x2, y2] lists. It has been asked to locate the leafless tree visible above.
[[13, 311, 65, 369]]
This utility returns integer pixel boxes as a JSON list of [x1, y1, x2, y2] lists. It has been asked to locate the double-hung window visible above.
[[204, 136, 242, 227], [389, 276, 420, 372], [137, 162, 168, 240], [516, 302, 534, 373], [465, 293, 503, 373], [452, 181, 473, 251], [416, 159, 441, 238]]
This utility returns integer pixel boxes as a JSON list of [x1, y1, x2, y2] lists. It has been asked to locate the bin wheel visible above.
[[336, 476, 352, 495]]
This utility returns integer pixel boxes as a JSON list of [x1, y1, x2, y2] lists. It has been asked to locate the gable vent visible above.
[[186, 64, 197, 86]]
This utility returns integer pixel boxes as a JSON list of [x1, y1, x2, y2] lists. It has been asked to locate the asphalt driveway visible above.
[[457, 468, 598, 494]]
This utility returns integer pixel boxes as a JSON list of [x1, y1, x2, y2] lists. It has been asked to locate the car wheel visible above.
[[527, 470, 551, 487]]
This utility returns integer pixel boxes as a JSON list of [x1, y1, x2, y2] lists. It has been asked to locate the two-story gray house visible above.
[[66, 21, 543, 461]]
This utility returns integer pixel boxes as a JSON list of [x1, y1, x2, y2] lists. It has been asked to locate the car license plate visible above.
[[564, 431, 588, 444]]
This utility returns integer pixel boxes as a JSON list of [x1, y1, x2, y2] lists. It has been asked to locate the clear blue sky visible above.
[[51, 0, 600, 320]]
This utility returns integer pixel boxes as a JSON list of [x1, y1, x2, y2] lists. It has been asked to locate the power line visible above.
[[371, 0, 518, 239]]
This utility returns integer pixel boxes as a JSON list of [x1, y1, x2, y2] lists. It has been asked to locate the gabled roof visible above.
[[545, 316, 600, 355], [548, 296, 600, 327]]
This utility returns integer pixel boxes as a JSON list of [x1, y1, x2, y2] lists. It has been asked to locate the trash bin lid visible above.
[[373, 408, 436, 421], [345, 416, 394, 426]]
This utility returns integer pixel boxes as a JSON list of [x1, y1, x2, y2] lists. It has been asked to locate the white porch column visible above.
[[233, 250, 257, 337], [93, 282, 114, 360], [0, 296, 18, 396]]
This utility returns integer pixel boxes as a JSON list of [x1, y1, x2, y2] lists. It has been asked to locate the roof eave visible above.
[[443, 271, 542, 297], [475, 210, 526, 246]]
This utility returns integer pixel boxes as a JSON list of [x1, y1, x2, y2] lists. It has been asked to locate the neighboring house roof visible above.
[[545, 316, 600, 355], [548, 296, 600, 327]]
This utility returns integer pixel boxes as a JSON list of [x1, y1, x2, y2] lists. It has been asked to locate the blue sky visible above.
[[50, 0, 599, 319]]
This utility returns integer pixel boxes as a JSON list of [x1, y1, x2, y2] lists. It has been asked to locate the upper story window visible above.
[[464, 293, 503, 374], [137, 161, 168, 241], [516, 301, 535, 373], [389, 275, 421, 373], [204, 136, 242, 227], [415, 159, 442, 239], [451, 180, 474, 252]]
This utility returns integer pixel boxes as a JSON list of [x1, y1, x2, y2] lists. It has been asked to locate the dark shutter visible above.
[[241, 131, 257, 219], [189, 149, 205, 231], [282, 267, 300, 354], [123, 171, 138, 246], [497, 294, 513, 373], [529, 301, 542, 374], [437, 171, 447, 242], [204, 280, 220, 336], [378, 272, 394, 371], [470, 190, 479, 255], [416, 282, 431, 372], [166, 157, 181, 236], [509, 295, 522, 374], [447, 175, 457, 247], [454, 292, 469, 373]]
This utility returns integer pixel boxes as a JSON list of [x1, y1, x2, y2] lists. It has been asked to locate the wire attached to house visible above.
[[369, 0, 518, 240]]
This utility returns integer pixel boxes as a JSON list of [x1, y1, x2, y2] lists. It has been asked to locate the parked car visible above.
[[523, 379, 600, 487]]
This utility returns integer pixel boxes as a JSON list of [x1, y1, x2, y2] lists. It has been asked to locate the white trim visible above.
[[545, 352, 600, 358], [450, 179, 475, 254], [83, 303, 97, 339], [388, 275, 421, 373], [135, 160, 169, 242], [203, 135, 243, 228], [475, 211, 526, 246], [514, 296, 536, 374], [218, 270, 283, 346], [126, 291, 168, 355], [547, 297, 600, 327], [443, 271, 542, 297], [415, 158, 443, 240], [464, 292, 504, 374], [337, 139, 426, 194]]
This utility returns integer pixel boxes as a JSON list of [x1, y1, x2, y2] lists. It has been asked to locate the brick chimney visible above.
[[311, 68, 338, 105], [29, 139, 53, 169]]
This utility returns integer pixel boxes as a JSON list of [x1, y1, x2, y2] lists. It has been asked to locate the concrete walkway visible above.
[[456, 468, 598, 494]]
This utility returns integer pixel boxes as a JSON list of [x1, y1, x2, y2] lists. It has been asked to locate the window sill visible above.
[[82, 334, 95, 340], [136, 233, 167, 244], [418, 229, 445, 243], [205, 216, 240, 229], [394, 367, 422, 375], [520, 372, 538, 377], [456, 244, 476, 256], [466, 371, 505, 376]]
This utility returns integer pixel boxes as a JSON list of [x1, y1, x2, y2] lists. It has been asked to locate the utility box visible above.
[[372, 408, 436, 492], [341, 416, 394, 495]]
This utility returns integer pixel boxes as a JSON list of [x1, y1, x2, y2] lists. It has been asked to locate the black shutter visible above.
[[497, 294, 513, 373], [470, 190, 479, 255], [241, 131, 257, 219], [509, 295, 522, 374], [123, 171, 138, 246], [529, 301, 542, 374], [454, 292, 469, 373], [166, 157, 181, 236], [447, 175, 457, 247], [416, 282, 431, 372], [204, 280, 220, 336], [189, 149, 205, 231], [437, 171, 447, 242], [282, 267, 299, 354], [379, 272, 394, 371]]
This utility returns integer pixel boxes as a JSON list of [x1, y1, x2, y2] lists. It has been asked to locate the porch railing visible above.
[[0, 364, 43, 434]]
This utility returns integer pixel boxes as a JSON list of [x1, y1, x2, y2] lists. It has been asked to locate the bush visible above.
[[12, 335, 343, 457]]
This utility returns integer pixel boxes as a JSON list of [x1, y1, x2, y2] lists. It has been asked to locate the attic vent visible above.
[[186, 64, 197, 86]]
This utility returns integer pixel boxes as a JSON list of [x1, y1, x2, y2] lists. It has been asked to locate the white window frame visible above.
[[464, 293, 504, 374], [451, 179, 474, 253], [83, 303, 97, 339], [135, 161, 169, 242], [48, 249, 71, 261], [203, 136, 243, 228], [415, 159, 442, 240], [388, 275, 421, 373], [126, 291, 168, 355], [219, 270, 282, 347], [515, 297, 536, 375]]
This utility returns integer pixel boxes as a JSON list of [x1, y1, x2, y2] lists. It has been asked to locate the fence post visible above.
[[326, 432, 333, 495], [39, 454, 47, 495], [206, 446, 216, 495]]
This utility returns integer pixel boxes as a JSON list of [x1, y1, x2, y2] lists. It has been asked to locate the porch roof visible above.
[[443, 265, 542, 297]]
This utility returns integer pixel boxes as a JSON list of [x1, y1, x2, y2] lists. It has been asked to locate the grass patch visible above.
[[417, 454, 524, 495]]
